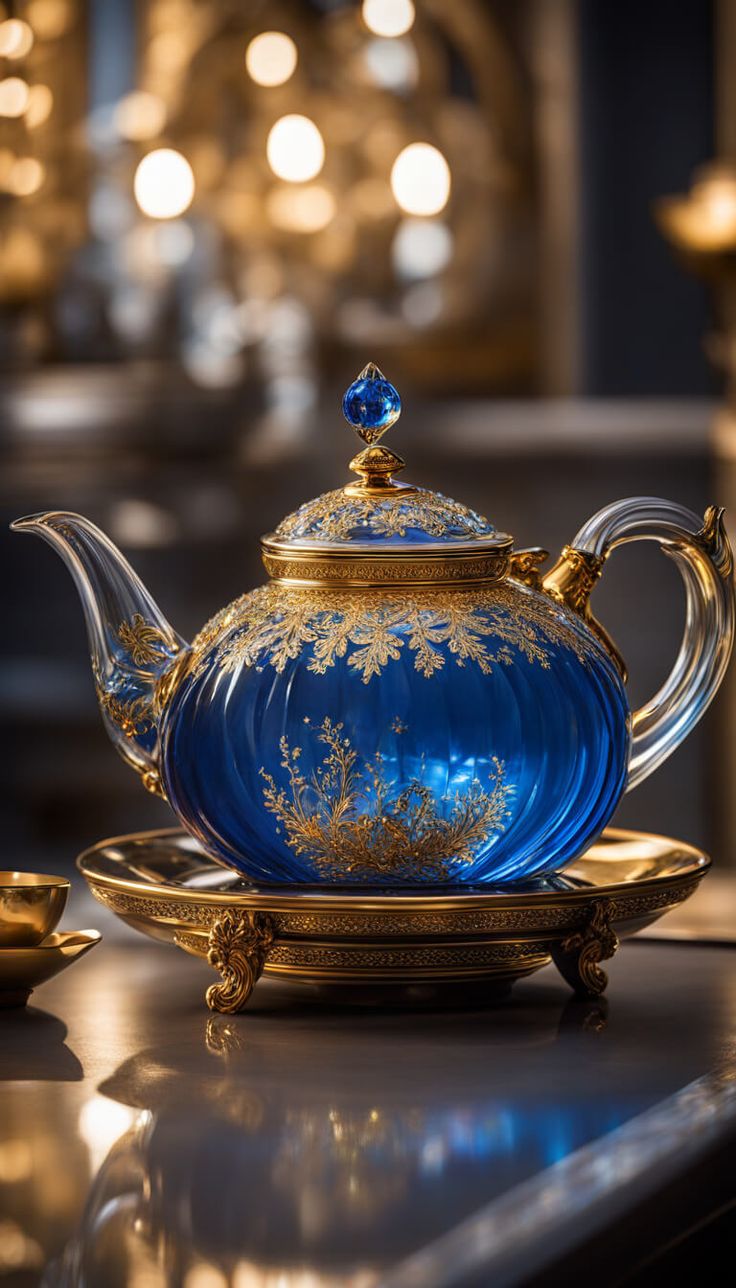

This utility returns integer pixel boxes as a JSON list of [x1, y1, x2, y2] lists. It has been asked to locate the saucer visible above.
[[77, 828, 709, 1013], [0, 930, 101, 1009]]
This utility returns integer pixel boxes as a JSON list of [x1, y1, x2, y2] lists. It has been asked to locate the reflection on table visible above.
[[1, 937, 736, 1285]]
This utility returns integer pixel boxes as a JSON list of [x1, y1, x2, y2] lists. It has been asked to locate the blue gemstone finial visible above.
[[342, 362, 401, 445]]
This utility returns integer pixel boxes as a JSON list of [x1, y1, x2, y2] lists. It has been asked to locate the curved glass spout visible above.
[[11, 512, 188, 795]]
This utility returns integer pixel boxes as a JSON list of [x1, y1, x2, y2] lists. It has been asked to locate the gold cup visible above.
[[0, 872, 69, 948]]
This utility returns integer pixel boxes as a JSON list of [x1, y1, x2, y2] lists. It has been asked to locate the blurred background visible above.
[[2, 0, 736, 876]]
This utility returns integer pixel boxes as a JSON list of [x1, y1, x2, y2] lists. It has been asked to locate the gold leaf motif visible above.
[[275, 486, 493, 542], [98, 689, 154, 736], [259, 716, 514, 882], [118, 613, 172, 666], [191, 584, 590, 685]]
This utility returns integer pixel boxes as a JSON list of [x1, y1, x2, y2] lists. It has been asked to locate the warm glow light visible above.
[[7, 156, 44, 196], [115, 91, 166, 141], [393, 218, 453, 278], [134, 148, 195, 219], [0, 77, 30, 118], [0, 19, 34, 58], [245, 31, 297, 87], [364, 37, 418, 91], [148, 30, 190, 72], [183, 1265, 228, 1288], [390, 142, 451, 216], [24, 83, 53, 129], [78, 1097, 139, 1174], [694, 175, 736, 234], [267, 114, 324, 182], [0, 147, 15, 188], [362, 0, 415, 38], [267, 183, 336, 232], [26, 0, 72, 41]]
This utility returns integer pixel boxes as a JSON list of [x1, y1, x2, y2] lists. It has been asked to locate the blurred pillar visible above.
[[710, 2, 736, 866], [89, 0, 136, 111], [528, 0, 581, 394]]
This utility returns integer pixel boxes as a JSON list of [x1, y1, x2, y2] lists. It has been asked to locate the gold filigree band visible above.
[[261, 538, 513, 587]]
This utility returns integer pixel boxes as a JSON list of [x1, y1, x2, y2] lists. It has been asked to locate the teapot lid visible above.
[[261, 363, 512, 588]]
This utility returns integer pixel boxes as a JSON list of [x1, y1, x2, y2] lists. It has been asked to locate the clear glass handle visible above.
[[571, 499, 735, 790]]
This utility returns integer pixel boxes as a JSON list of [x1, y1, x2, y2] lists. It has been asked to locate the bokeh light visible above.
[[0, 19, 34, 59], [0, 77, 30, 118], [25, 0, 72, 40], [0, 148, 15, 189], [6, 157, 45, 197], [363, 38, 419, 92], [693, 172, 736, 235], [393, 218, 453, 279], [267, 183, 336, 233], [24, 84, 53, 129], [390, 142, 451, 216], [245, 32, 298, 87], [134, 148, 195, 219], [362, 0, 415, 39], [267, 114, 325, 182], [114, 91, 167, 141]]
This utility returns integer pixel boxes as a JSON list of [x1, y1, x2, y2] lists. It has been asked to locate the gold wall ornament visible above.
[[259, 717, 513, 881], [190, 583, 590, 686], [551, 898, 619, 996], [118, 613, 176, 666], [206, 909, 275, 1014]]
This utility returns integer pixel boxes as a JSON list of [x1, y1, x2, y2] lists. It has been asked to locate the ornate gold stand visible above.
[[78, 827, 709, 1014]]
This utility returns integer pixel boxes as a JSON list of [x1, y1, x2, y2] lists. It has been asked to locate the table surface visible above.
[[2, 919, 736, 1288]]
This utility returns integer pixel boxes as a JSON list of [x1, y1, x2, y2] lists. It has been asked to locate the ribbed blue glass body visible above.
[[160, 582, 630, 887]]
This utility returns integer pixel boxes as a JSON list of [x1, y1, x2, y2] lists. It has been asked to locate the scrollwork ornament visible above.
[[552, 898, 619, 996], [206, 910, 275, 1013]]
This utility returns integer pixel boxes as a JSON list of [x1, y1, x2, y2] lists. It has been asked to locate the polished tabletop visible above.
[[1, 916, 736, 1287]]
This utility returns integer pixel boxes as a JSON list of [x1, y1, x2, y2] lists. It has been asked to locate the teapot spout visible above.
[[11, 512, 188, 797]]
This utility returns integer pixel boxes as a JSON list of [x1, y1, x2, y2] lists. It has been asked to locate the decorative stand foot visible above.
[[550, 898, 619, 997], [206, 910, 275, 1013]]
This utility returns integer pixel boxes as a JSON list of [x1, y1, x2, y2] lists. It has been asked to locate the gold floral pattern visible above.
[[260, 717, 513, 882], [98, 689, 154, 735], [118, 613, 173, 666], [274, 486, 493, 542], [191, 583, 589, 684]]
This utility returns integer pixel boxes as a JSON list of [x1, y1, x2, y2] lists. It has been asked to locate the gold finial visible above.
[[342, 362, 414, 495]]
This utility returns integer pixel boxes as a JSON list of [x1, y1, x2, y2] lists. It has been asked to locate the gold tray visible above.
[[78, 827, 709, 1013]]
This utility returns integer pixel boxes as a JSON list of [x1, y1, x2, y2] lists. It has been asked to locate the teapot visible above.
[[13, 365, 735, 887]]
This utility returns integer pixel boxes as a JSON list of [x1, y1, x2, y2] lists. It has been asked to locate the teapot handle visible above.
[[542, 498, 735, 791]]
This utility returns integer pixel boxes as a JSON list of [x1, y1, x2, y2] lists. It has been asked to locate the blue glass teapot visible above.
[[13, 365, 735, 886]]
